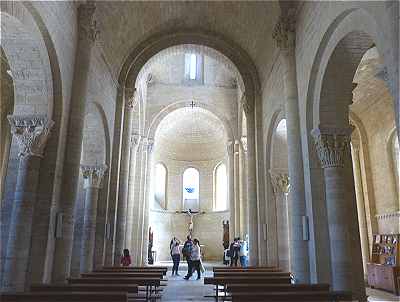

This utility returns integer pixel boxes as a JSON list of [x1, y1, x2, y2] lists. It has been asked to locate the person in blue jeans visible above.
[[182, 235, 193, 279], [239, 238, 249, 267], [171, 241, 181, 275]]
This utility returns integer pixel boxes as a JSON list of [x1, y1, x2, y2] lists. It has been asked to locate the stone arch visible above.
[[386, 127, 399, 200], [264, 108, 290, 270], [0, 1, 65, 286], [303, 7, 397, 297], [147, 100, 235, 143]]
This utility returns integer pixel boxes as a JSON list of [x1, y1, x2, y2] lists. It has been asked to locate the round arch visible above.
[[147, 100, 235, 142]]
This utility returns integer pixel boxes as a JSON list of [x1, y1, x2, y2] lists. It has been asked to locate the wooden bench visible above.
[[204, 276, 292, 301], [214, 271, 291, 277], [81, 272, 165, 279], [30, 283, 160, 301], [0, 291, 128, 302], [68, 277, 161, 300], [227, 283, 330, 293], [94, 268, 167, 275], [31, 283, 138, 293], [229, 290, 353, 302], [213, 267, 281, 272]]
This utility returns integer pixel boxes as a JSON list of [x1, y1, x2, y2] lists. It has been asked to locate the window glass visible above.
[[154, 163, 167, 208], [183, 167, 199, 210], [214, 163, 228, 211]]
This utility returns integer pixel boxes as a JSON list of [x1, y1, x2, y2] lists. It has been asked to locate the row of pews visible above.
[[1, 266, 167, 302], [204, 266, 354, 302]]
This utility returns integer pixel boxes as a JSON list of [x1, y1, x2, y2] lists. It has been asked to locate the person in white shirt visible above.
[[170, 237, 181, 276], [239, 238, 249, 267], [184, 238, 201, 280]]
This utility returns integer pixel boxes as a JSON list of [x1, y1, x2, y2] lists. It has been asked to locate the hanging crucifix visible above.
[[176, 208, 205, 236]]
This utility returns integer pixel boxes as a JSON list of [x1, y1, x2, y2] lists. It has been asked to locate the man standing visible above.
[[182, 235, 193, 279]]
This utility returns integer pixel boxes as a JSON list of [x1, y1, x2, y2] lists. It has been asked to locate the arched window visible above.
[[154, 163, 167, 209], [214, 163, 228, 211], [392, 134, 399, 193], [182, 167, 199, 211]]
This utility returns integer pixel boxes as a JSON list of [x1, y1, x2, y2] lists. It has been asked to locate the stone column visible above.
[[114, 88, 136, 265], [227, 140, 235, 240], [273, 14, 309, 282], [79, 165, 107, 273], [2, 115, 54, 292], [351, 143, 369, 280], [131, 139, 143, 265], [125, 134, 141, 252], [311, 126, 359, 292], [239, 137, 248, 239], [141, 139, 154, 265], [51, 1, 98, 283], [242, 101, 259, 266], [270, 170, 291, 271], [234, 141, 241, 237]]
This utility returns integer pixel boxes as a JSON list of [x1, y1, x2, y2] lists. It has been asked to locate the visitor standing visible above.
[[120, 249, 131, 267], [229, 238, 240, 266], [239, 238, 249, 267], [182, 235, 193, 279], [185, 238, 201, 280], [171, 239, 181, 276]]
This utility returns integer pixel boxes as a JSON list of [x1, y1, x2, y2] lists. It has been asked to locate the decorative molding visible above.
[[311, 126, 353, 168], [8, 115, 54, 158], [240, 136, 247, 153], [81, 164, 107, 189], [269, 169, 290, 194], [78, 1, 99, 43], [272, 14, 296, 51], [375, 211, 400, 221], [142, 137, 154, 154]]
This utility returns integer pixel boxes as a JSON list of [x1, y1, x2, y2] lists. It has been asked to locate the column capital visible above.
[[227, 140, 234, 155], [125, 87, 138, 110], [269, 169, 290, 195], [241, 95, 253, 116], [78, 1, 99, 43], [272, 14, 296, 52], [81, 164, 107, 189], [311, 125, 354, 168], [8, 114, 54, 159], [142, 137, 154, 153], [240, 136, 247, 153], [130, 133, 141, 148]]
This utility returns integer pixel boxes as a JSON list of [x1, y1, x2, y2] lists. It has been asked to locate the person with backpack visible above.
[[185, 238, 202, 280], [229, 237, 240, 267], [182, 235, 193, 279]]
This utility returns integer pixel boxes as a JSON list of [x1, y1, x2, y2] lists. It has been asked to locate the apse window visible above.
[[185, 53, 203, 83], [392, 134, 399, 192], [189, 53, 197, 80], [154, 163, 167, 209], [182, 167, 200, 211], [214, 163, 228, 211]]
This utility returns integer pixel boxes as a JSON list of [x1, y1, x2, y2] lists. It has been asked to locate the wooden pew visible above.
[[0, 291, 128, 302], [229, 290, 353, 302], [214, 271, 291, 278], [68, 277, 161, 300], [204, 276, 292, 301], [94, 268, 167, 275], [31, 283, 138, 293], [227, 283, 330, 293], [213, 267, 281, 272], [81, 272, 164, 279]]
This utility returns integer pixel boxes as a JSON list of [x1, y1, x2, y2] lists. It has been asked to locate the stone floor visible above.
[[156, 261, 400, 302]]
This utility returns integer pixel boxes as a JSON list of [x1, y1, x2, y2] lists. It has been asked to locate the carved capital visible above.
[[241, 95, 252, 116], [81, 164, 107, 189], [269, 169, 290, 195], [142, 137, 154, 154], [125, 87, 138, 110], [311, 126, 354, 168], [8, 115, 54, 158], [272, 14, 296, 52], [130, 133, 141, 149], [240, 136, 247, 153], [78, 1, 99, 43], [227, 141, 234, 155]]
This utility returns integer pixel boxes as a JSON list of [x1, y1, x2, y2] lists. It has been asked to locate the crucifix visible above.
[[189, 100, 196, 109], [176, 208, 205, 236]]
